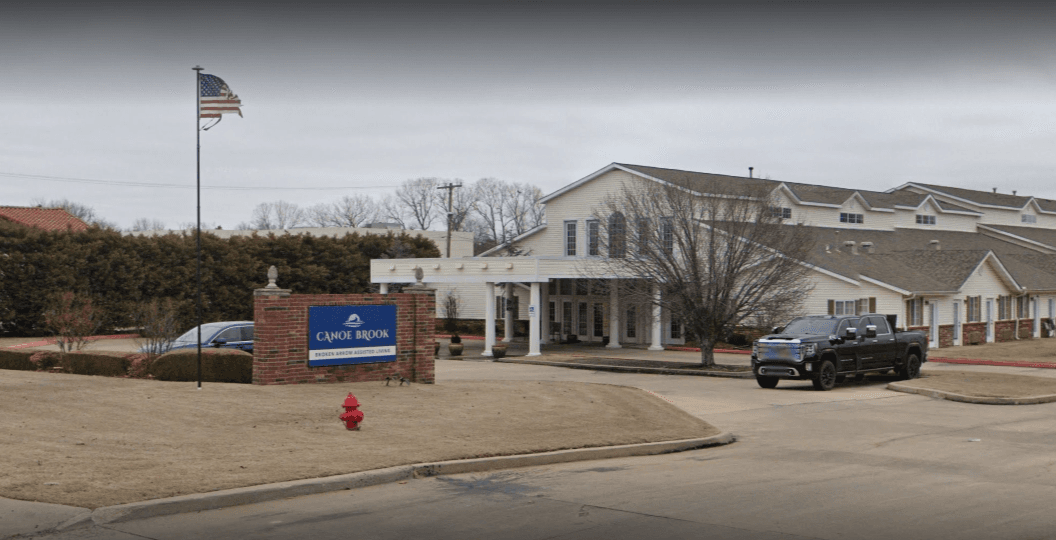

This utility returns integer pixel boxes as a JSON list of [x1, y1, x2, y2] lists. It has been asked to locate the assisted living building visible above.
[[371, 163, 1056, 356]]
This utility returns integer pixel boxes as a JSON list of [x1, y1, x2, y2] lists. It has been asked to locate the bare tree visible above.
[[306, 194, 379, 228], [132, 298, 184, 357], [129, 218, 167, 232], [474, 177, 514, 245], [472, 179, 544, 248], [441, 289, 463, 334], [392, 178, 439, 230], [591, 178, 815, 366], [249, 201, 305, 230]]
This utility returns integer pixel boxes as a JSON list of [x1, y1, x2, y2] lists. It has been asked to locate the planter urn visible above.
[[448, 343, 464, 356]]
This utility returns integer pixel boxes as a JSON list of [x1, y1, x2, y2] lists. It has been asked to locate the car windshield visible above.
[[781, 318, 838, 335], [172, 323, 230, 345]]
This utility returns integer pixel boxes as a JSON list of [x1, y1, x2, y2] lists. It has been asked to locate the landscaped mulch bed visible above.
[[526, 355, 752, 373]]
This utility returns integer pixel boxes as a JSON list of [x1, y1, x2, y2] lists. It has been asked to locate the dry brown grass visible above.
[[0, 370, 718, 509]]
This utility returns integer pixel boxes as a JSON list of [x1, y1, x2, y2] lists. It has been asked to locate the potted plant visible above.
[[491, 343, 507, 359], [448, 334, 463, 357]]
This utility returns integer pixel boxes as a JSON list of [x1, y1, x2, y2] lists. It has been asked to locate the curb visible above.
[[886, 383, 1056, 405], [57, 432, 734, 530], [664, 347, 751, 355], [496, 358, 754, 378], [929, 357, 1056, 369]]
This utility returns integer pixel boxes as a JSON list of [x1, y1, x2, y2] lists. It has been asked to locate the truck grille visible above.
[[757, 342, 804, 362]]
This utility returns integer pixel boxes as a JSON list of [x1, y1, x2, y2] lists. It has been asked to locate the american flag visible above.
[[199, 74, 242, 118]]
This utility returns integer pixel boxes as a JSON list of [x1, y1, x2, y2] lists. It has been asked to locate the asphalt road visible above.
[[21, 360, 1056, 540]]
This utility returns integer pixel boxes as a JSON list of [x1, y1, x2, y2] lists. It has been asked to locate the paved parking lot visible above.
[[24, 358, 1056, 540]]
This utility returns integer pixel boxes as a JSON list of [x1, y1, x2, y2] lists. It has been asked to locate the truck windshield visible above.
[[781, 318, 838, 335]]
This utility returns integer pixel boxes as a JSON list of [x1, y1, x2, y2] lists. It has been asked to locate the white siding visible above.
[[516, 170, 642, 256], [894, 199, 980, 231], [794, 197, 896, 231], [801, 271, 904, 322]]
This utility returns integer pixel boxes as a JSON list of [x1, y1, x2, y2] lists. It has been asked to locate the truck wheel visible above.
[[756, 375, 779, 389], [900, 354, 921, 380], [812, 360, 837, 391]]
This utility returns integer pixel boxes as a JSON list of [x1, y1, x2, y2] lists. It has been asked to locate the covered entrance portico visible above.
[[370, 256, 677, 357]]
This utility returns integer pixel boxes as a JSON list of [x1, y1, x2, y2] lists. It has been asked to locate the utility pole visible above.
[[437, 181, 462, 258]]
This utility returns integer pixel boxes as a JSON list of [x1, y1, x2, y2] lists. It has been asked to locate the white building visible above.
[[371, 164, 1056, 356]]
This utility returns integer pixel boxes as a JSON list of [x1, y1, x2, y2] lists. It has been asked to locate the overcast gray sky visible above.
[[3, 1, 1055, 230]]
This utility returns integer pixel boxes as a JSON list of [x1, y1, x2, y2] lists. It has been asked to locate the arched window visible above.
[[609, 212, 626, 258]]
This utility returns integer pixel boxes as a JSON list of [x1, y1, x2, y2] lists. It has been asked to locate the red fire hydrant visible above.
[[340, 393, 364, 430]]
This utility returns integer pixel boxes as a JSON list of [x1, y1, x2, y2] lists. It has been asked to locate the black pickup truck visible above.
[[751, 313, 928, 391]]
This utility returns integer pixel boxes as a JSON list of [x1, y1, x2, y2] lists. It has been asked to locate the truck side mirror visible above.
[[865, 325, 877, 338], [213, 338, 227, 347], [844, 327, 857, 339]]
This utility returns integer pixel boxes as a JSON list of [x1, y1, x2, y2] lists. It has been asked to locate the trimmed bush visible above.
[[0, 349, 36, 371], [60, 353, 131, 377], [28, 351, 61, 370], [149, 349, 253, 383]]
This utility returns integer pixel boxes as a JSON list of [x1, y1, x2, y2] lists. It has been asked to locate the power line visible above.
[[0, 171, 392, 191]]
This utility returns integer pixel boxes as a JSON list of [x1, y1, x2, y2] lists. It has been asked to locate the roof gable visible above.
[[0, 206, 90, 232]]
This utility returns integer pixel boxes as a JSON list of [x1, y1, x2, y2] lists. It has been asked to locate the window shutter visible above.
[[869, 297, 876, 313], [828, 300, 835, 315]]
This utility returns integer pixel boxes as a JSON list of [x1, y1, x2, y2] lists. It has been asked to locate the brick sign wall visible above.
[[252, 291, 435, 385]]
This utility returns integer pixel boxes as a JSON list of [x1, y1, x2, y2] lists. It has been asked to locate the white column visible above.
[[540, 281, 550, 344], [607, 279, 621, 348], [649, 283, 664, 351], [528, 282, 541, 356], [1034, 296, 1041, 339], [503, 283, 514, 342], [379, 283, 389, 294], [483, 282, 495, 357]]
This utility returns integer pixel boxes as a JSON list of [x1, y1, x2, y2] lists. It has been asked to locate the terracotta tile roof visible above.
[[0, 206, 90, 232]]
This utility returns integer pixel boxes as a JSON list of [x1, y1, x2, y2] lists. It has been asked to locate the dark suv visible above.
[[751, 314, 928, 391]]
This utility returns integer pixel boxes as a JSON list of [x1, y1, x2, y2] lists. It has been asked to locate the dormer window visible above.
[[769, 206, 791, 219], [1022, 214, 1037, 224], [916, 215, 936, 225], [839, 213, 864, 224]]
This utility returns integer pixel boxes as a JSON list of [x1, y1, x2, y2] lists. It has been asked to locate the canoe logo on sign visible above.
[[308, 305, 397, 367]]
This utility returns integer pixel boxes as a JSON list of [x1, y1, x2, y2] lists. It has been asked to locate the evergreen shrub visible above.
[[0, 349, 35, 371], [60, 352, 131, 377], [0, 223, 439, 337], [149, 349, 253, 383]]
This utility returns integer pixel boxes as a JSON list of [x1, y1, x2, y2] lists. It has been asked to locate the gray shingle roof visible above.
[[910, 183, 1056, 212], [618, 164, 940, 211], [979, 224, 1056, 250], [746, 225, 1056, 293]]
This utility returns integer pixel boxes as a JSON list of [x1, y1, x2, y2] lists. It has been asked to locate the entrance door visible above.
[[986, 299, 994, 343], [929, 303, 939, 347], [952, 301, 962, 346], [562, 301, 573, 341]]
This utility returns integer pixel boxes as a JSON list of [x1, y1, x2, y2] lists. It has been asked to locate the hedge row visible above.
[[0, 223, 439, 336], [148, 349, 252, 383], [0, 349, 253, 383]]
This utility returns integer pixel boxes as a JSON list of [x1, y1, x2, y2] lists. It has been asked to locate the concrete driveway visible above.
[[22, 359, 1056, 540]]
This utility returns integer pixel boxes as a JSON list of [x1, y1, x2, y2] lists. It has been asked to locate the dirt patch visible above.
[[901, 370, 1056, 398], [931, 339, 1056, 362], [0, 370, 718, 509]]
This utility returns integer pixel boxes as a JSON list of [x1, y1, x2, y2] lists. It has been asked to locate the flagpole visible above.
[[193, 65, 203, 390]]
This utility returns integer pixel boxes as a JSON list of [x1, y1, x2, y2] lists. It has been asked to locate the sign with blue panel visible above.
[[308, 305, 397, 366]]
